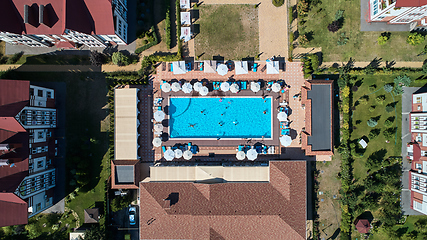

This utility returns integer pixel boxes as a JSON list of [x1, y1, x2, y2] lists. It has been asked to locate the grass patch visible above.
[[195, 4, 259, 60], [351, 74, 404, 183], [302, 0, 426, 62], [369, 215, 427, 239], [0, 41, 5, 55]]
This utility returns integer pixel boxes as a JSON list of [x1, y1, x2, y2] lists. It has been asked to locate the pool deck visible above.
[[143, 61, 319, 161]]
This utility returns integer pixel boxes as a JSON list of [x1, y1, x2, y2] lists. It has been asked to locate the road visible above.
[[111, 205, 139, 240]]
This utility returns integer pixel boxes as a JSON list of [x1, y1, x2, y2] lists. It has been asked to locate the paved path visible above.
[[0, 64, 140, 72], [201, 0, 288, 60], [320, 61, 423, 68]]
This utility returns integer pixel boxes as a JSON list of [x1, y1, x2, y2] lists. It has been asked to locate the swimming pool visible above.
[[168, 97, 272, 139]]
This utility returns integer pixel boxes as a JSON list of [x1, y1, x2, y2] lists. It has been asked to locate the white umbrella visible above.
[[236, 151, 246, 160], [277, 112, 287, 121], [199, 86, 209, 96], [272, 82, 281, 92], [152, 137, 162, 147], [230, 83, 239, 93], [220, 82, 230, 92], [172, 82, 181, 92], [154, 111, 166, 122], [164, 148, 175, 161], [246, 148, 258, 161], [251, 82, 261, 93], [280, 135, 292, 147], [154, 123, 163, 132], [217, 64, 228, 76], [174, 149, 183, 158], [193, 82, 203, 92], [162, 82, 171, 93], [182, 82, 193, 93], [183, 150, 193, 160]]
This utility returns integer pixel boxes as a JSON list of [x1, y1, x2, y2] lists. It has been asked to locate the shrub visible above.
[[368, 84, 376, 92], [6, 51, 23, 64], [359, 95, 369, 105], [165, 5, 171, 49], [272, 0, 285, 7], [297, 0, 309, 15], [367, 118, 378, 127], [393, 74, 411, 95], [369, 105, 376, 112], [369, 128, 381, 140], [423, 61, 427, 74], [385, 119, 393, 127], [341, 86, 350, 98], [384, 84, 393, 93], [335, 10, 344, 21], [376, 95, 386, 104], [112, 52, 130, 66], [111, 194, 132, 212], [135, 26, 159, 54], [299, 34, 308, 45], [407, 32, 425, 45], [383, 128, 396, 141], [328, 21, 340, 33], [363, 65, 375, 75], [386, 105, 395, 113], [337, 32, 349, 46], [378, 35, 389, 45]]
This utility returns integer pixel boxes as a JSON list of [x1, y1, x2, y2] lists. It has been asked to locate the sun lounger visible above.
[[281, 129, 290, 136], [252, 63, 258, 72], [242, 81, 247, 90], [238, 145, 244, 151], [188, 142, 192, 150], [162, 146, 166, 152]]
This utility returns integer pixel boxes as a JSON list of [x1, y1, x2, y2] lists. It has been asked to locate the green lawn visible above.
[[350, 74, 405, 182], [195, 4, 259, 60], [301, 0, 426, 62], [368, 215, 427, 240]]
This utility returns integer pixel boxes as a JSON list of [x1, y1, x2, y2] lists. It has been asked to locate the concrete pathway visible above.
[[320, 61, 423, 68], [0, 64, 140, 72], [200, 0, 288, 60]]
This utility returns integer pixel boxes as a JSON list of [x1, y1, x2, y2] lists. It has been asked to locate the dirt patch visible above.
[[316, 155, 342, 240], [195, 4, 259, 60]]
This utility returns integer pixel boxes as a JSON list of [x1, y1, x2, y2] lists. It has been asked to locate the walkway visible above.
[[199, 0, 288, 60], [0, 64, 140, 72]]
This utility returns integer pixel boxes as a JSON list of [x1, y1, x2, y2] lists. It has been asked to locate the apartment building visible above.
[[407, 88, 427, 214], [0, 80, 57, 227], [0, 0, 128, 48], [370, 0, 427, 25]]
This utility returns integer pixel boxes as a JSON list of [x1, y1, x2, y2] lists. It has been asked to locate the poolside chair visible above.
[[263, 145, 268, 154], [252, 63, 258, 72], [170, 63, 173, 72], [241, 81, 247, 90], [188, 142, 192, 150], [255, 145, 262, 153], [162, 146, 166, 153], [191, 145, 198, 154], [281, 129, 290, 136], [238, 145, 244, 151]]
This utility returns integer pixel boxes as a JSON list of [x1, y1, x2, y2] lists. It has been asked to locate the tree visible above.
[[327, 21, 340, 33], [377, 35, 389, 45], [272, 0, 284, 7], [112, 52, 130, 66], [384, 84, 393, 93], [386, 105, 395, 113], [367, 118, 378, 127], [84, 226, 104, 240], [407, 32, 425, 45], [111, 194, 132, 212], [423, 61, 427, 74]]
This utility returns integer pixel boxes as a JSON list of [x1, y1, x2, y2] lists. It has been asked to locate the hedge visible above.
[[135, 26, 159, 54], [165, 0, 171, 49]]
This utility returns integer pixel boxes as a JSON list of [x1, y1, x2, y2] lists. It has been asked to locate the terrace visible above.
[[140, 60, 322, 162]]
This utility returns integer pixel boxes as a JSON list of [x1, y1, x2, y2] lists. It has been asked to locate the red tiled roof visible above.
[[396, 0, 427, 7], [0, 80, 29, 106], [355, 219, 371, 234], [0, 193, 27, 227], [0, 0, 115, 35], [55, 40, 75, 49], [139, 161, 306, 240], [413, 142, 421, 163]]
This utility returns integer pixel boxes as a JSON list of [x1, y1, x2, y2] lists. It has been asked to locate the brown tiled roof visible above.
[[139, 161, 306, 240], [0, 80, 29, 106], [0, 193, 27, 227]]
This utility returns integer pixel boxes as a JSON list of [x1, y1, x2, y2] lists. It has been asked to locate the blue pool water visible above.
[[169, 97, 272, 138]]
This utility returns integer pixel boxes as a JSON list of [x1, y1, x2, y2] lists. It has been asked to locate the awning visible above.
[[217, 64, 228, 76], [180, 12, 191, 25], [164, 148, 175, 161], [266, 61, 280, 74], [172, 82, 181, 92], [221, 82, 230, 92], [180, 27, 192, 42], [230, 83, 239, 93], [251, 82, 261, 93], [235, 61, 248, 75], [161, 82, 171, 93], [246, 148, 258, 161], [199, 86, 209, 96], [280, 135, 292, 147], [180, 0, 190, 9], [204, 60, 217, 73], [154, 110, 166, 122], [182, 82, 193, 93], [272, 82, 281, 92], [183, 150, 193, 160], [172, 61, 186, 75], [193, 82, 203, 92], [277, 112, 287, 121], [152, 137, 162, 147], [236, 151, 246, 160], [154, 124, 163, 132]]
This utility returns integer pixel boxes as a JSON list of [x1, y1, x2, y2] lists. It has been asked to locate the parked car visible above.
[[129, 206, 136, 226]]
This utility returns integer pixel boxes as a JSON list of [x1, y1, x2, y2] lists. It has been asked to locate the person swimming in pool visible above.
[[263, 110, 267, 114], [189, 124, 195, 128]]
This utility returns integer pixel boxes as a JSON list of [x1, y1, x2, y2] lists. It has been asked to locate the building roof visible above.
[[84, 208, 100, 223], [139, 161, 306, 240], [115, 165, 134, 184], [355, 219, 371, 234], [149, 165, 270, 182], [111, 160, 140, 189], [0, 193, 28, 227], [0, 80, 29, 106], [306, 82, 332, 151], [114, 88, 138, 160], [396, 0, 427, 7], [0, 0, 115, 35]]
